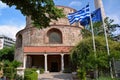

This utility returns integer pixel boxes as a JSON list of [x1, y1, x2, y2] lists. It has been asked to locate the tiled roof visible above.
[[24, 46, 73, 53]]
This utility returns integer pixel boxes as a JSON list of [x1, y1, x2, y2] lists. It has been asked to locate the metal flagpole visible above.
[[90, 13, 96, 56], [89, 4, 98, 79], [101, 13, 113, 78], [89, 3, 96, 58], [85, 3, 96, 54]]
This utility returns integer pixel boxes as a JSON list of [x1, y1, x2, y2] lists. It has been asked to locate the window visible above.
[[48, 28, 62, 44], [16, 34, 22, 48]]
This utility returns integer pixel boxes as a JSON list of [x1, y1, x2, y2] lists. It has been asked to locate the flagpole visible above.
[[89, 4, 98, 79], [90, 14, 96, 56], [85, 3, 96, 55], [101, 12, 113, 78]]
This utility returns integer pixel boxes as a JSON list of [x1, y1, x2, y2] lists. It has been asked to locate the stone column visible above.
[[27, 56, 32, 68], [61, 54, 64, 72], [23, 55, 27, 69], [44, 54, 49, 73]]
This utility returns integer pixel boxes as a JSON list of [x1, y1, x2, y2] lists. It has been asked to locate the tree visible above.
[[0, 46, 15, 61], [81, 29, 92, 39], [92, 17, 120, 37], [3, 60, 22, 80], [104, 17, 120, 37], [0, 46, 22, 80], [1, 0, 65, 28], [93, 22, 103, 36], [70, 36, 120, 80], [81, 17, 120, 38], [113, 35, 120, 42]]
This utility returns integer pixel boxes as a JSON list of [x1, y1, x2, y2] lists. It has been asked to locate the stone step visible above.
[[38, 72, 73, 80]]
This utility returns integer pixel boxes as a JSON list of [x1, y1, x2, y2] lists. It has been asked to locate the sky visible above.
[[0, 0, 120, 39]]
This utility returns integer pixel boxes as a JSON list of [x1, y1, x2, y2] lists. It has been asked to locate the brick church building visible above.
[[15, 6, 83, 73]]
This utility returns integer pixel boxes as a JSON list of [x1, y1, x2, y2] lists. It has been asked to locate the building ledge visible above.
[[24, 46, 73, 53]]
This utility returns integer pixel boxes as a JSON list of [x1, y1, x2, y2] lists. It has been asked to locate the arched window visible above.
[[48, 28, 62, 44], [16, 34, 22, 48]]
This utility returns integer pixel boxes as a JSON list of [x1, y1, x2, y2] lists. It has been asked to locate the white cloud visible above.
[[69, 1, 82, 7], [0, 25, 25, 39], [108, 14, 120, 36], [0, 1, 8, 9], [0, 1, 8, 16], [112, 27, 120, 36]]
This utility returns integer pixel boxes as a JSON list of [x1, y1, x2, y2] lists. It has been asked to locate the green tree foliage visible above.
[[104, 17, 119, 37], [93, 22, 103, 36], [24, 68, 38, 80], [70, 36, 120, 79], [92, 17, 119, 37], [81, 22, 103, 39], [81, 29, 92, 39], [0, 46, 21, 79], [82, 17, 119, 39], [0, 46, 15, 61], [3, 60, 21, 80], [3, 60, 21, 68], [1, 0, 65, 28], [3, 67, 17, 80], [113, 35, 120, 41]]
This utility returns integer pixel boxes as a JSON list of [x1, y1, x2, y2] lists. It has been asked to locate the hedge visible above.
[[24, 68, 38, 80]]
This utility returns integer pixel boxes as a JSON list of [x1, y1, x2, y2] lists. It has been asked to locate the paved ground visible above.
[[38, 72, 73, 80]]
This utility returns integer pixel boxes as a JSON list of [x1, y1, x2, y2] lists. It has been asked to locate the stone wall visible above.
[[19, 6, 83, 47], [14, 48, 23, 64], [21, 26, 82, 47]]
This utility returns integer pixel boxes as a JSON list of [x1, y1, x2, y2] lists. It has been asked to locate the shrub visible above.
[[77, 69, 86, 80], [98, 76, 113, 80], [1, 60, 21, 80], [15, 75, 23, 80], [24, 68, 38, 80], [3, 67, 17, 80], [39, 68, 44, 74]]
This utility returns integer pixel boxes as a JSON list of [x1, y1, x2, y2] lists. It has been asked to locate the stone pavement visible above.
[[38, 72, 73, 80]]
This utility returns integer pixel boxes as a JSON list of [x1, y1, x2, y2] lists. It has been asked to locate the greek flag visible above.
[[80, 8, 102, 26], [67, 4, 90, 25]]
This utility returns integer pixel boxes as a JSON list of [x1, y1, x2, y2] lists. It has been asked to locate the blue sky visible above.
[[0, 0, 120, 39]]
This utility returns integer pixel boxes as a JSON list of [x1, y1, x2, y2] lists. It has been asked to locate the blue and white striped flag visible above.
[[67, 4, 90, 25], [80, 8, 102, 26]]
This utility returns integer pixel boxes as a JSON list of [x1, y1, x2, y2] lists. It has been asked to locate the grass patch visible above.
[[98, 76, 113, 80], [87, 76, 120, 80]]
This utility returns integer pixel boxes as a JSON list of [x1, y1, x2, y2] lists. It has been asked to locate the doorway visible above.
[[50, 62, 58, 72], [48, 55, 61, 72]]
